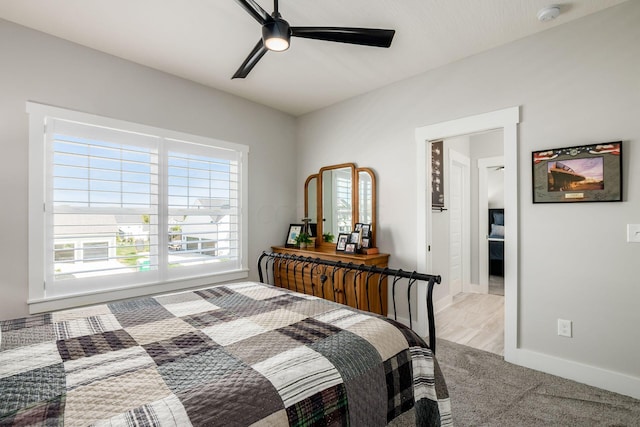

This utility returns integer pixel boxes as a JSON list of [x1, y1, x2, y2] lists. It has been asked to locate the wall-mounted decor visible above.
[[431, 140, 444, 208], [532, 142, 622, 203]]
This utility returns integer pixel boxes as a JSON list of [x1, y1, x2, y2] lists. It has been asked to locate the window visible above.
[[28, 102, 248, 310]]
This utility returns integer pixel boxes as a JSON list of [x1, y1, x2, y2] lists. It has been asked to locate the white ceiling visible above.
[[0, 0, 627, 116]]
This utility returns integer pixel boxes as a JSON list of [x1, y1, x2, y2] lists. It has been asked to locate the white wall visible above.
[[0, 19, 297, 320], [487, 170, 504, 209], [296, 2, 640, 395]]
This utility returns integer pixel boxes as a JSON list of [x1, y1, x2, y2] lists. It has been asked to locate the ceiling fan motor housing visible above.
[[263, 18, 291, 51]]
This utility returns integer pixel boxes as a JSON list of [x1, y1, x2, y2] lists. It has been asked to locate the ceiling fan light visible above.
[[263, 19, 291, 52], [265, 37, 289, 51]]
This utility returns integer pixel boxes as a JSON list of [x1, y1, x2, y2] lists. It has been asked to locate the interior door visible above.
[[449, 160, 464, 296]]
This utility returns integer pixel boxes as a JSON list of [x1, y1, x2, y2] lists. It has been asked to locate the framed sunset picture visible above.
[[532, 142, 622, 203]]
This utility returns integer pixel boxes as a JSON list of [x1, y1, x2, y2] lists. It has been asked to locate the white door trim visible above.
[[415, 106, 520, 359]]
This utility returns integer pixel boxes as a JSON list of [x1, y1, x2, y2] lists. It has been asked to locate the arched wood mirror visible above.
[[304, 174, 318, 224], [305, 163, 377, 248]]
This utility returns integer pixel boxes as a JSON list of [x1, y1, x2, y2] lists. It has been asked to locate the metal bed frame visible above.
[[257, 251, 442, 354]]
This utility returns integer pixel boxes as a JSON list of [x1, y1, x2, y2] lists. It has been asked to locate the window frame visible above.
[[27, 102, 249, 314]]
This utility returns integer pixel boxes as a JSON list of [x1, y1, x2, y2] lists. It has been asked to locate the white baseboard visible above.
[[435, 294, 453, 313], [394, 315, 410, 328], [506, 347, 640, 400], [430, 285, 639, 400], [463, 282, 488, 294]]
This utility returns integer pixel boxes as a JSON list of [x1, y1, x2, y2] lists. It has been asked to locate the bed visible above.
[[0, 277, 451, 425], [488, 208, 505, 277]]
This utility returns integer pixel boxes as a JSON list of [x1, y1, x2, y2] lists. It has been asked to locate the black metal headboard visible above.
[[257, 251, 442, 354]]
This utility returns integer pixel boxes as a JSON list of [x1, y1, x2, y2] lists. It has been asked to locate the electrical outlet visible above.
[[558, 319, 572, 338], [628, 224, 640, 243]]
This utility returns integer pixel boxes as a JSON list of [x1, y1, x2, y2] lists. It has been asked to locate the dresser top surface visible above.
[[271, 246, 389, 262]]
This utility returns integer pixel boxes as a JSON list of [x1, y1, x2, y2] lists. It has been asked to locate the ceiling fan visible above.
[[232, 0, 396, 79]]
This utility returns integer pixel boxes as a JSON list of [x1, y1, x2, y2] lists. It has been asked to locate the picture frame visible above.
[[336, 233, 349, 251], [354, 223, 363, 231], [360, 223, 371, 237], [344, 243, 357, 254], [361, 237, 371, 249], [532, 142, 622, 203], [285, 224, 303, 247], [431, 140, 445, 208], [349, 231, 361, 246]]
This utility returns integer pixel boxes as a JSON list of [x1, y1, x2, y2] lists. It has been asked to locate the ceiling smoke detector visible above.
[[537, 5, 561, 22]]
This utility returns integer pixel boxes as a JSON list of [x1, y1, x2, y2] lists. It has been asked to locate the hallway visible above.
[[435, 278, 504, 355]]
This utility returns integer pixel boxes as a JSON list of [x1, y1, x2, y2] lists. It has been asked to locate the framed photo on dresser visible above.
[[336, 233, 349, 251], [344, 243, 357, 254], [285, 224, 303, 247]]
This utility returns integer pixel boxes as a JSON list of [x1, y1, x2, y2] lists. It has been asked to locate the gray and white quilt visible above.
[[0, 281, 451, 426]]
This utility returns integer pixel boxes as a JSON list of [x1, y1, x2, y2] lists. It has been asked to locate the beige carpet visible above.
[[435, 339, 640, 426]]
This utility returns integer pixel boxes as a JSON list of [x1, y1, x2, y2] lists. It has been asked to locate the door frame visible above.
[[415, 106, 520, 360]]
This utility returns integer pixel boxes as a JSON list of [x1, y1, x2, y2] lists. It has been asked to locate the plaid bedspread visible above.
[[0, 281, 451, 426]]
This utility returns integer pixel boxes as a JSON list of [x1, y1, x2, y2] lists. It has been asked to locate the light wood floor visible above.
[[435, 277, 504, 356]]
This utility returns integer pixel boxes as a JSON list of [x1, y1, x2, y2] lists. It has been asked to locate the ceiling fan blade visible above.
[[234, 0, 272, 25], [290, 27, 395, 48], [232, 39, 268, 79]]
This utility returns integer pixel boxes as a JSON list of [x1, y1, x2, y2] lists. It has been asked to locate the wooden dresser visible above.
[[270, 246, 390, 315]]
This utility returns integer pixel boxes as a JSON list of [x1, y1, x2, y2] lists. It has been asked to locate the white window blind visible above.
[[28, 102, 248, 307], [164, 139, 242, 280], [49, 120, 160, 291]]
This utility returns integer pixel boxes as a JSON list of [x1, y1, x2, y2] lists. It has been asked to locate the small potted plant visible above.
[[322, 232, 334, 243], [295, 232, 312, 249], [308, 235, 317, 247]]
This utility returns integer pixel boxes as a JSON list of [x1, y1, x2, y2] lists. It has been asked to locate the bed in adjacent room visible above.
[[488, 208, 505, 277], [0, 280, 451, 426]]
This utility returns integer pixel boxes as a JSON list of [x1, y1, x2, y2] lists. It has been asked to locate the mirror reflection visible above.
[[358, 169, 373, 225], [322, 166, 353, 238]]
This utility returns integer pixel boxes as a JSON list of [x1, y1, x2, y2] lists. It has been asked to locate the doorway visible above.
[[415, 106, 520, 361], [432, 134, 505, 355], [486, 162, 505, 296], [478, 155, 505, 294]]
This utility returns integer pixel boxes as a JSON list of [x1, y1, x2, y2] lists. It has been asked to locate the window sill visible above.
[[28, 269, 249, 314]]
